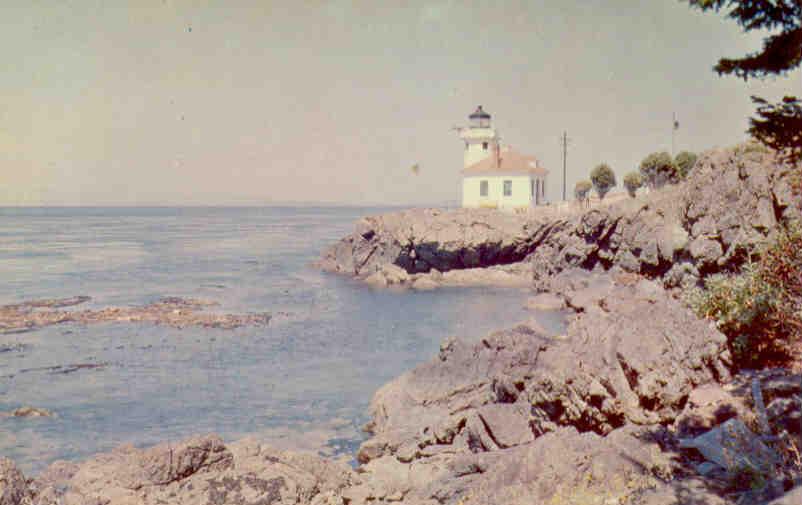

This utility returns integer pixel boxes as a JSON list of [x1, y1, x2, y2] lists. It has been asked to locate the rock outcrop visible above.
[[342, 270, 798, 505], [344, 425, 679, 505], [320, 145, 800, 291], [317, 207, 547, 279], [363, 262, 533, 290], [17, 435, 354, 505], [0, 458, 30, 505], [359, 272, 731, 466], [530, 145, 800, 289]]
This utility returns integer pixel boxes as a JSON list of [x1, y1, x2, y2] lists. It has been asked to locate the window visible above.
[[479, 180, 488, 197], [482, 142, 488, 150], [503, 180, 512, 196]]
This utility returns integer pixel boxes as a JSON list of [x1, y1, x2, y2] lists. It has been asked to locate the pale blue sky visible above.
[[1, 1, 799, 205]]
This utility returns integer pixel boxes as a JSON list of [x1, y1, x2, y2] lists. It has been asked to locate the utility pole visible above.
[[560, 131, 570, 201]]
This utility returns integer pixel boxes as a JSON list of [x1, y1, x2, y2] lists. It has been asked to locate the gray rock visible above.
[[524, 292, 565, 311], [411, 276, 439, 291], [0, 458, 29, 505], [340, 425, 679, 505], [689, 237, 723, 267], [27, 436, 355, 505], [673, 383, 749, 438], [767, 485, 802, 505], [318, 207, 541, 278], [696, 461, 723, 476], [637, 477, 731, 505], [439, 426, 673, 505], [728, 369, 802, 436], [679, 418, 779, 473]]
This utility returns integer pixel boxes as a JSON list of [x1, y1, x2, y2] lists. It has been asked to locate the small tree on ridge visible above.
[[675, 151, 698, 179], [640, 152, 679, 189], [623, 172, 643, 198], [590, 163, 617, 200], [574, 180, 592, 208]]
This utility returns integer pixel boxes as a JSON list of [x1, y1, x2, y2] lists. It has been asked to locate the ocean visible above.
[[0, 206, 551, 474]]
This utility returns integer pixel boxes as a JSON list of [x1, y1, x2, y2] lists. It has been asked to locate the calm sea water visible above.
[[0, 207, 552, 474]]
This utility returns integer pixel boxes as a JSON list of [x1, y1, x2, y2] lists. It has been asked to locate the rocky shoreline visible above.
[[319, 145, 799, 293], [3, 269, 799, 504], [2, 145, 800, 504]]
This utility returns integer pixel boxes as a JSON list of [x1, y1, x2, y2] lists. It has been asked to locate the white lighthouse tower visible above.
[[458, 105, 499, 168]]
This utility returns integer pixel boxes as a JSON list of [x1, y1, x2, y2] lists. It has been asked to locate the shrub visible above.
[[574, 180, 592, 201], [639, 152, 679, 188], [674, 151, 698, 179], [687, 224, 802, 367], [590, 163, 616, 200], [623, 172, 643, 197]]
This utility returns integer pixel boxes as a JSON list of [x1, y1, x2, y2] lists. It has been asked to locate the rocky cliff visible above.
[[319, 144, 800, 291]]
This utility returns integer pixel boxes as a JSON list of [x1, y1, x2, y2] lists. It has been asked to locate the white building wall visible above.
[[462, 175, 536, 210], [459, 127, 499, 168]]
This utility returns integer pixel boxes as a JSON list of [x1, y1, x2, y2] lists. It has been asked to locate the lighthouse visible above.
[[458, 105, 500, 169], [457, 105, 549, 210]]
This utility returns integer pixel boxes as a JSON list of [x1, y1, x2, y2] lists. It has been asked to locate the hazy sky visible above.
[[1, 1, 799, 206]]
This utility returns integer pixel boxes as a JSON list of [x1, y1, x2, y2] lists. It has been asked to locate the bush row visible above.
[[574, 151, 698, 201]]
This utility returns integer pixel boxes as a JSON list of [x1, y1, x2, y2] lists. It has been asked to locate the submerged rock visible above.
[[2, 406, 55, 418], [0, 296, 271, 334]]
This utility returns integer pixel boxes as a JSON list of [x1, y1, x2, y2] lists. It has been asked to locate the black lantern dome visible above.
[[469, 105, 491, 127]]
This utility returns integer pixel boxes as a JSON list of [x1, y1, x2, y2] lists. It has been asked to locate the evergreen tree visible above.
[[687, 0, 802, 163]]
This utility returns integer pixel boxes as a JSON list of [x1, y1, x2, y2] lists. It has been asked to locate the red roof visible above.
[[463, 146, 547, 176]]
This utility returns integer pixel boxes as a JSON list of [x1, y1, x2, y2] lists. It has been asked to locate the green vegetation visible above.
[[639, 152, 679, 188], [674, 151, 698, 179], [623, 172, 643, 197], [574, 180, 592, 203], [589, 163, 616, 200], [688, 224, 802, 367], [687, 1, 802, 164]]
